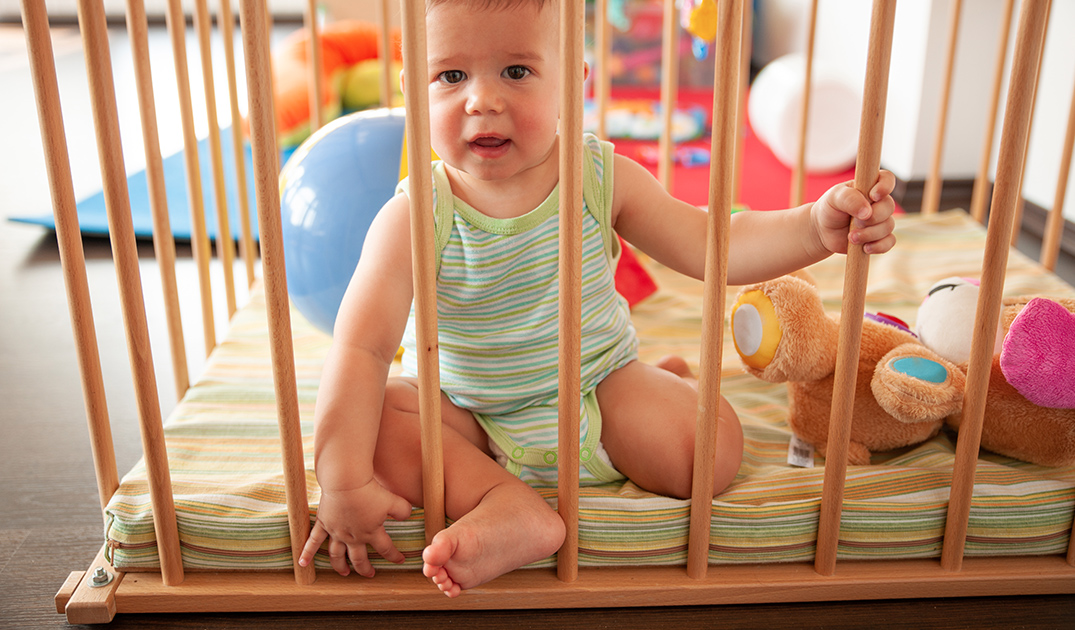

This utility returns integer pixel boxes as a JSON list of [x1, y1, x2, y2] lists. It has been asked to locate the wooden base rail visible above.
[[56, 550, 1075, 625]]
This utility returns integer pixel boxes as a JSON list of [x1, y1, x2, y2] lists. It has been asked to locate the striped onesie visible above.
[[398, 134, 638, 487]]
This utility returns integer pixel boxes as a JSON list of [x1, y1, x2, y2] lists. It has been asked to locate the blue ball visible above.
[[280, 108, 406, 335]]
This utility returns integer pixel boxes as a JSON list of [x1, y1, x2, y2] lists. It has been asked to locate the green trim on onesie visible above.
[[473, 390, 625, 484], [581, 137, 620, 269], [450, 186, 559, 236], [398, 134, 621, 276]]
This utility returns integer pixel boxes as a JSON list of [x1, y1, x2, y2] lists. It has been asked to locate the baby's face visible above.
[[423, 1, 561, 183]]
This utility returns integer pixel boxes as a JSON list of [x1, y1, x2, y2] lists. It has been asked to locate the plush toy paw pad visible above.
[[1001, 297, 1075, 409], [731, 290, 782, 370], [889, 357, 947, 383], [873, 345, 964, 423]]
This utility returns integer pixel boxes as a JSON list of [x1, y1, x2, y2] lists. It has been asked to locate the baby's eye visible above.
[[438, 70, 466, 84], [503, 65, 530, 80]]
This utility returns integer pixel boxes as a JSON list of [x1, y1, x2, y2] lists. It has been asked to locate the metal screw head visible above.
[[89, 567, 114, 588]]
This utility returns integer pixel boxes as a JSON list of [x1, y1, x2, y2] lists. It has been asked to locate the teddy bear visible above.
[[914, 277, 1075, 467], [729, 274, 1075, 467]]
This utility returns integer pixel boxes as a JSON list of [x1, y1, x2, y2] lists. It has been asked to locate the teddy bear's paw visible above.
[[1001, 297, 1075, 409], [872, 344, 965, 423], [816, 440, 872, 465], [731, 276, 838, 382], [731, 288, 782, 374]]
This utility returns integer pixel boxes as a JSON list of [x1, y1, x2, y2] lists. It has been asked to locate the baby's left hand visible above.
[[811, 170, 897, 255]]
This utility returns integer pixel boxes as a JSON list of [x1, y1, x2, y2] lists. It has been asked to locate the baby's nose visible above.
[[465, 80, 504, 114]]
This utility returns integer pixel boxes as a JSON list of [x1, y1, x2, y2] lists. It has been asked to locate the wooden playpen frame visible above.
[[16, 0, 1075, 624]]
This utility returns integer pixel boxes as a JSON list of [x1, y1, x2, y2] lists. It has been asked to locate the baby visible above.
[[299, 0, 897, 598]]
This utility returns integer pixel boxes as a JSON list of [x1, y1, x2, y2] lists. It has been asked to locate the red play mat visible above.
[[605, 87, 897, 213]]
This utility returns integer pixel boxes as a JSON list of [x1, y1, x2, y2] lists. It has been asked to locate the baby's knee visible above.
[[382, 378, 418, 414], [692, 399, 744, 498], [655, 402, 743, 499], [712, 404, 744, 495], [378, 380, 421, 442]]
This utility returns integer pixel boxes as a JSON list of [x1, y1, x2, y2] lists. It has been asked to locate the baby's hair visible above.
[[426, 0, 554, 13]]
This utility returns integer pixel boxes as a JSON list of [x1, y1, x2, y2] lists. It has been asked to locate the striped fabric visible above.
[[398, 136, 637, 477], [104, 210, 1075, 571]]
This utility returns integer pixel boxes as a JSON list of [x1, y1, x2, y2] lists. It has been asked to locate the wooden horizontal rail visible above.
[[58, 557, 1075, 621]]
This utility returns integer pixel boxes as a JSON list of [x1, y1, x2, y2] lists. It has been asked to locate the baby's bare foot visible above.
[[421, 484, 565, 597]]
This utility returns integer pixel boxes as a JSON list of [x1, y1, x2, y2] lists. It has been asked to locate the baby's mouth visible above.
[[469, 136, 511, 158], [471, 136, 509, 148]]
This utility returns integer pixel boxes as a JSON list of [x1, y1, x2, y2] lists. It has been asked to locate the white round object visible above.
[[732, 303, 764, 358], [748, 53, 862, 174], [916, 276, 1003, 365]]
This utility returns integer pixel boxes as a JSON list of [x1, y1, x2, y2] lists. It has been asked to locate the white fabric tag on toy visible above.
[[787, 434, 815, 468]]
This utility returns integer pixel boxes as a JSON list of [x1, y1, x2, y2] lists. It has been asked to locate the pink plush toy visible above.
[[915, 277, 1075, 466], [1001, 297, 1075, 409]]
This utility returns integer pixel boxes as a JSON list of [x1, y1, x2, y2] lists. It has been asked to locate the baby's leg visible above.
[[375, 378, 565, 597], [596, 360, 743, 499], [655, 355, 696, 386]]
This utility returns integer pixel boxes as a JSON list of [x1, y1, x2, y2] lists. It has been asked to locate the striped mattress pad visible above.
[[104, 210, 1075, 570]]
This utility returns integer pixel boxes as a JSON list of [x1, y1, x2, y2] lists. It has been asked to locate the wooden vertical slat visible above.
[[1010, 0, 1052, 248], [194, 0, 238, 318], [399, 0, 445, 545], [239, 0, 315, 586], [1042, 76, 1075, 271], [378, 0, 393, 107], [790, 0, 819, 208], [218, 0, 257, 288], [814, 0, 896, 578], [920, 0, 962, 216], [266, 0, 279, 138], [1068, 506, 1075, 566], [306, 0, 324, 132], [658, 0, 679, 191], [687, 0, 742, 581], [20, 0, 119, 518], [594, 0, 611, 141], [125, 0, 190, 400], [165, 0, 216, 356], [557, 0, 586, 584], [732, 1, 752, 205], [940, 0, 1050, 573], [77, 0, 184, 586], [969, 0, 1016, 224]]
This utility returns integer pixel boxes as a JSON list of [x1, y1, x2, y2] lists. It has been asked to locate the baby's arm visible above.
[[298, 193, 416, 577], [610, 154, 895, 285]]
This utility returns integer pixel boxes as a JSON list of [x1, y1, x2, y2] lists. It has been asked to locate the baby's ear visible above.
[[583, 61, 590, 83], [399, 69, 406, 95]]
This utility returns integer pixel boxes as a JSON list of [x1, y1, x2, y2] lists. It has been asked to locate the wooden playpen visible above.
[[17, 0, 1075, 624]]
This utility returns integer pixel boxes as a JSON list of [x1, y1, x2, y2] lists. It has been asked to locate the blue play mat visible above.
[[9, 127, 295, 242]]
